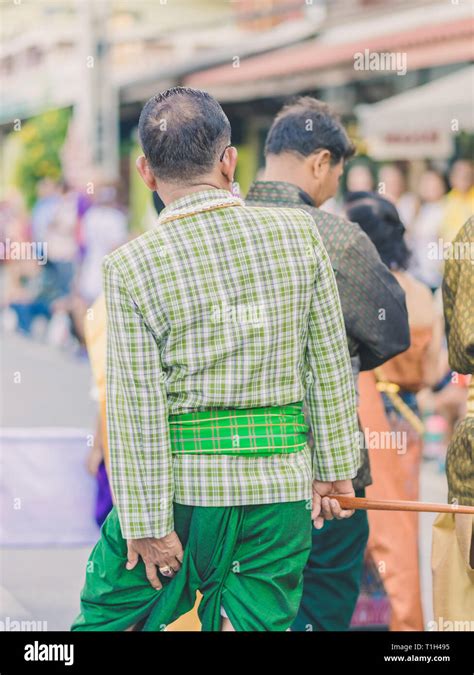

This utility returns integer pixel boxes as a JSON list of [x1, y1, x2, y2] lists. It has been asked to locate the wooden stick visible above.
[[327, 495, 474, 515]]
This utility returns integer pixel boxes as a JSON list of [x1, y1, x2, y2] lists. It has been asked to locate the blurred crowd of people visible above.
[[337, 158, 473, 290], [1, 178, 128, 350], [332, 159, 473, 469]]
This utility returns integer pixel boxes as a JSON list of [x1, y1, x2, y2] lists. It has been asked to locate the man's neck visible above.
[[160, 181, 230, 206], [262, 169, 299, 187], [261, 170, 318, 206], [262, 164, 312, 197]]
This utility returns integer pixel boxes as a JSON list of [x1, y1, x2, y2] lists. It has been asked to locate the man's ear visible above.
[[311, 149, 331, 179], [221, 146, 238, 184], [136, 155, 158, 191]]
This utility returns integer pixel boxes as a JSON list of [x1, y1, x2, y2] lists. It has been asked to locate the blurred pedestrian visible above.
[[407, 169, 447, 291], [30, 178, 60, 256], [44, 182, 78, 297], [440, 160, 474, 243], [71, 184, 127, 344], [378, 163, 418, 231], [347, 192, 443, 631], [83, 294, 113, 526], [2, 190, 49, 335], [346, 161, 376, 193]]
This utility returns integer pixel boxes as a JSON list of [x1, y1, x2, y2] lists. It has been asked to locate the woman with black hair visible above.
[[345, 192, 443, 631]]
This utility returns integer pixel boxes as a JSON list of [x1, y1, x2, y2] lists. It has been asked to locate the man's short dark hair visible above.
[[138, 87, 231, 181], [265, 97, 355, 164]]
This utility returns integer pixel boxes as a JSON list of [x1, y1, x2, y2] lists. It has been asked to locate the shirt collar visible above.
[[246, 181, 315, 207], [158, 189, 244, 223]]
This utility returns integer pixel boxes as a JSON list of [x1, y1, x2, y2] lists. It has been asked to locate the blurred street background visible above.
[[1, 0, 472, 631]]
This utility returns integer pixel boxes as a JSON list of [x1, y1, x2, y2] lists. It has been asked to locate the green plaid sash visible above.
[[169, 402, 308, 456]]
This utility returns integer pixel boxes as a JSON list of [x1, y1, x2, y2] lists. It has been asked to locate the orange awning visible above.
[[185, 17, 474, 93]]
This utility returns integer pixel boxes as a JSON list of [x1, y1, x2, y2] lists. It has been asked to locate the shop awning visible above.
[[184, 16, 474, 103], [357, 66, 474, 160]]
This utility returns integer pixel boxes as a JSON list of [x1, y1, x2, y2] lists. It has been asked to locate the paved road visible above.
[[1, 332, 96, 629], [1, 332, 95, 428]]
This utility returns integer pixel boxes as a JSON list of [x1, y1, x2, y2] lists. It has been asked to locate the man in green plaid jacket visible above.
[[72, 88, 360, 632]]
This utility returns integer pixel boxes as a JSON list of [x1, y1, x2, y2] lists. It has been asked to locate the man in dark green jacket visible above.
[[247, 96, 410, 631]]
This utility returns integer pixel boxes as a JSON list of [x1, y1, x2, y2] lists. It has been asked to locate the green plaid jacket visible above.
[[103, 189, 360, 539], [247, 181, 411, 490]]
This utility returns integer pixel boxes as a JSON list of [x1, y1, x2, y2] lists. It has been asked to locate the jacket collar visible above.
[[158, 189, 244, 224], [246, 181, 315, 207]]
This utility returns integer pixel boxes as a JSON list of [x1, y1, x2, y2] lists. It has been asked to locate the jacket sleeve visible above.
[[305, 226, 360, 482], [102, 255, 174, 539], [337, 228, 410, 371]]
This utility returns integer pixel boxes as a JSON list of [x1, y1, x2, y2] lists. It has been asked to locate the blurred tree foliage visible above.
[[454, 131, 474, 163], [14, 108, 71, 208]]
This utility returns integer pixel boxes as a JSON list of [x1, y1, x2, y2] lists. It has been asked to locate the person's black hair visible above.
[[264, 96, 355, 164], [138, 87, 231, 182], [345, 191, 411, 270]]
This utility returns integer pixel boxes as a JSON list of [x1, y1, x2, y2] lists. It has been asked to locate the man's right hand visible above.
[[126, 531, 184, 590], [311, 479, 355, 530]]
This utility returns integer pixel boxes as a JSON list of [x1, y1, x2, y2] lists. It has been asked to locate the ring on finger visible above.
[[159, 566, 173, 576]]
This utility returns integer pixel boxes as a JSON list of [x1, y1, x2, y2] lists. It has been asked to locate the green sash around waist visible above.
[[169, 402, 308, 456]]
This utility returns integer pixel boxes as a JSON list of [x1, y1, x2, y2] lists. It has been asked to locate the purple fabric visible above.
[[95, 461, 113, 527], [76, 192, 92, 260], [77, 192, 91, 217]]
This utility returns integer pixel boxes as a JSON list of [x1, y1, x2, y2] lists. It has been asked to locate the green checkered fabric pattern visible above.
[[169, 403, 309, 455], [246, 181, 409, 370], [103, 189, 359, 539], [246, 180, 411, 490]]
